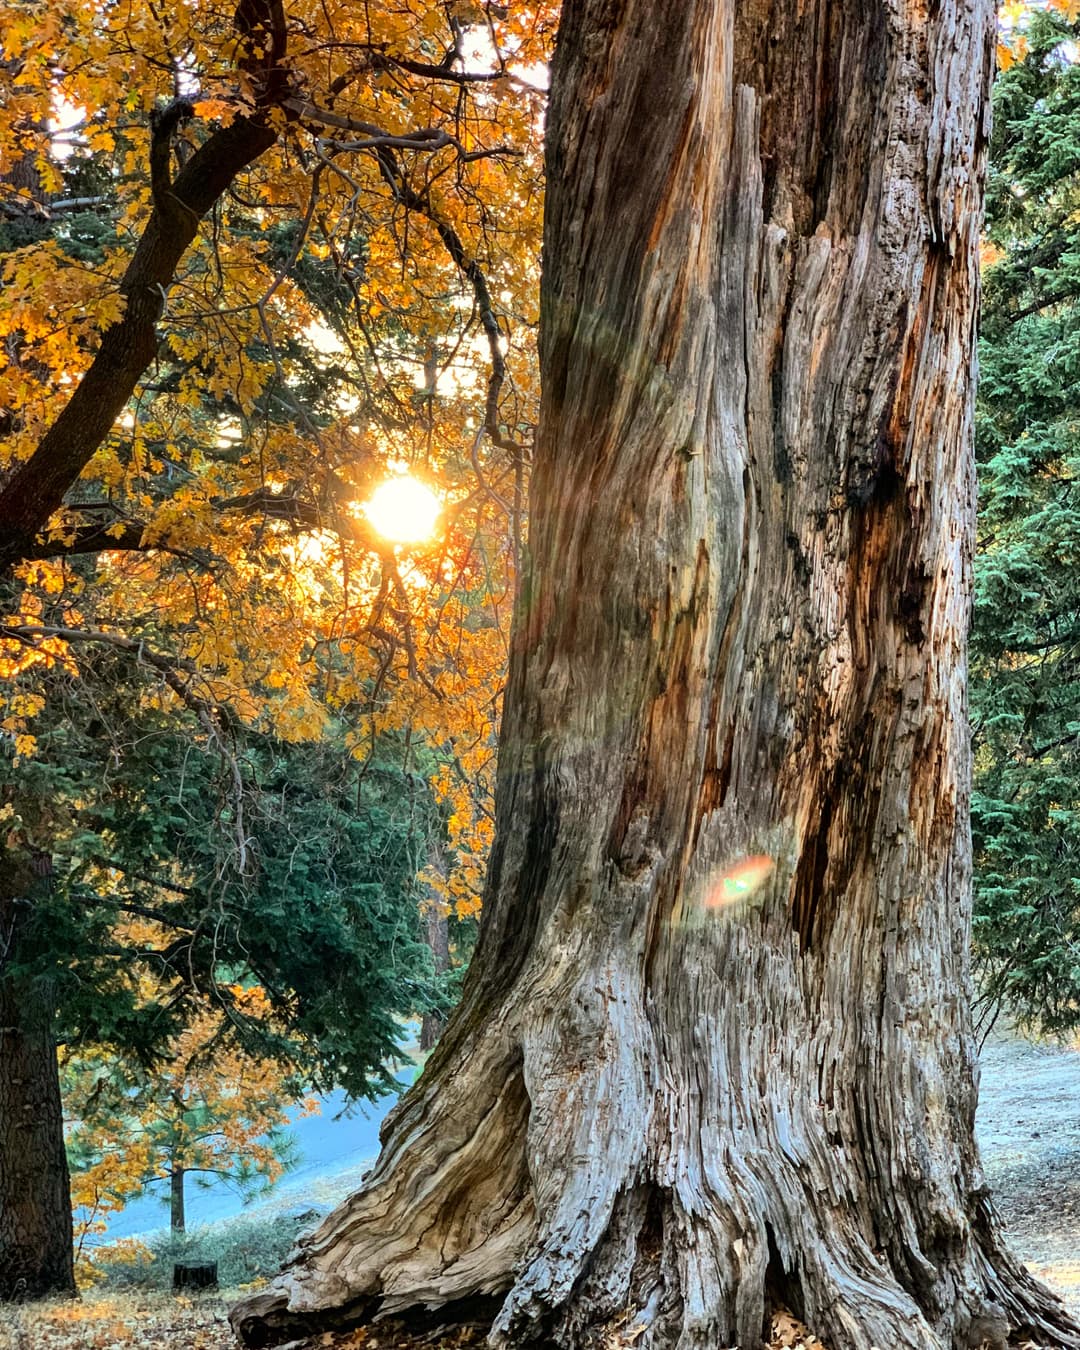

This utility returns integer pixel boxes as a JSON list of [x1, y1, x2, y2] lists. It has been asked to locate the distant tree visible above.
[[972, 7, 1080, 1038], [65, 985, 313, 1266]]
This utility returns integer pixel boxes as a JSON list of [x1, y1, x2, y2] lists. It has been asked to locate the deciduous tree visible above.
[[65, 986, 313, 1264], [0, 0, 534, 1048], [1, 0, 541, 1300]]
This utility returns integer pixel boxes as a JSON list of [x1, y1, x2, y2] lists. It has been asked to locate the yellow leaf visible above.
[[193, 96, 235, 124]]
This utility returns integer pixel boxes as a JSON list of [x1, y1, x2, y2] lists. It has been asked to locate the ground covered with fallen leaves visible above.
[[0, 1292, 234, 1350], [0, 1296, 831, 1350], [0, 1272, 1071, 1350]]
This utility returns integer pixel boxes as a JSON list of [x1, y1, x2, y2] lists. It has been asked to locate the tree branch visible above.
[[113, 899, 198, 932], [298, 42, 513, 86], [88, 856, 201, 898], [285, 97, 521, 162], [0, 0, 291, 574], [0, 622, 251, 870], [372, 145, 523, 459], [19, 483, 390, 564], [149, 98, 196, 218], [21, 520, 151, 560]]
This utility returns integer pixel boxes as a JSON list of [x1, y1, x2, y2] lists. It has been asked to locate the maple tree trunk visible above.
[[234, 1, 1080, 1347], [0, 883, 75, 1301]]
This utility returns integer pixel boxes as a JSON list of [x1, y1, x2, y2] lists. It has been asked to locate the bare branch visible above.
[[285, 98, 522, 163], [372, 145, 524, 460]]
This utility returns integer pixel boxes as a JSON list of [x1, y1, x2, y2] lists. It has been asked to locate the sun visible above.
[[362, 476, 441, 544]]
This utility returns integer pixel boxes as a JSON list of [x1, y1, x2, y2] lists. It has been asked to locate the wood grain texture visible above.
[[233, 1, 1080, 1347]]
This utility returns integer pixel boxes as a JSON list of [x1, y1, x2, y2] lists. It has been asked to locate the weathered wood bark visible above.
[[234, 1, 1080, 1347], [0, 865, 75, 1301]]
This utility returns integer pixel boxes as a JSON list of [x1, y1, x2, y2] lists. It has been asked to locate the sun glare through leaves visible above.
[[362, 476, 442, 544]]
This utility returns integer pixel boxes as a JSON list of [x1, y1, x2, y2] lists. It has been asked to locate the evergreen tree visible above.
[[0, 642, 442, 1297], [2, 647, 440, 1096], [972, 9, 1080, 1037]]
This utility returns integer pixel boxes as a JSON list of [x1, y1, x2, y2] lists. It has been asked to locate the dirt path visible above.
[[976, 1031, 1080, 1319]]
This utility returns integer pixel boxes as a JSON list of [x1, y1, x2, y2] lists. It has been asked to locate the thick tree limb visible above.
[[369, 50, 508, 85], [149, 98, 196, 219], [113, 900, 197, 932], [1, 623, 201, 700], [90, 858, 200, 899]]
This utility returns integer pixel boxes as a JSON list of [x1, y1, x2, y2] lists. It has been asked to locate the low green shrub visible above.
[[91, 1207, 326, 1292]]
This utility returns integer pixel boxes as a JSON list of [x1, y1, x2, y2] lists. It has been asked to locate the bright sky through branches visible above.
[[362, 477, 441, 544]]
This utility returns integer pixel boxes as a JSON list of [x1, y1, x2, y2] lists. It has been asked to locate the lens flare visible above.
[[704, 855, 775, 909]]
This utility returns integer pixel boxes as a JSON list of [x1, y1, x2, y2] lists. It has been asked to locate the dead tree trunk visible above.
[[170, 1164, 186, 1234], [234, 1, 1079, 1346]]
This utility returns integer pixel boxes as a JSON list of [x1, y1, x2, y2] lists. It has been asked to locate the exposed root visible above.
[[232, 925, 1080, 1350], [231, 1024, 536, 1347], [232, 960, 1080, 1350]]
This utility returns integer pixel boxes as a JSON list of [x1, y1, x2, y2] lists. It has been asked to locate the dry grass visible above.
[[1, 1288, 1072, 1350], [0, 1290, 236, 1350], [1028, 1258, 1080, 1321], [0, 1293, 830, 1350]]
